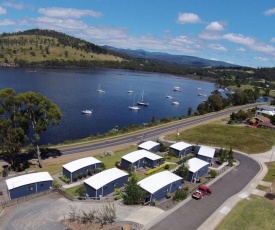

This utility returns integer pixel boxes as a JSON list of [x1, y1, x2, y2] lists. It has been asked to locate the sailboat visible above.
[[97, 84, 105, 93], [137, 91, 149, 106], [127, 84, 134, 94], [82, 109, 93, 114], [129, 94, 140, 110], [166, 92, 173, 99]]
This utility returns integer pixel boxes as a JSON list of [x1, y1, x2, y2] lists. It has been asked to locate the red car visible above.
[[192, 185, 212, 199]]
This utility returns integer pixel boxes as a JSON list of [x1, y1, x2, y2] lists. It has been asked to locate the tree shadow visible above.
[[40, 148, 62, 159], [264, 193, 275, 200]]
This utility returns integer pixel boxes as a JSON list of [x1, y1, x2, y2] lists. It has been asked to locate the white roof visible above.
[[84, 168, 128, 190], [138, 140, 160, 151], [197, 146, 215, 158], [6, 172, 53, 190], [63, 157, 101, 173], [186, 158, 209, 173], [170, 141, 192, 151], [122, 149, 163, 163], [138, 171, 182, 194]]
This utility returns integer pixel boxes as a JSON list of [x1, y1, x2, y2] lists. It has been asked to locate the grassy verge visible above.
[[263, 161, 275, 183], [216, 196, 275, 230], [166, 123, 275, 154], [65, 185, 82, 196]]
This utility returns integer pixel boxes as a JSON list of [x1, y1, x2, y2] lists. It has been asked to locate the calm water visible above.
[[0, 67, 217, 145]]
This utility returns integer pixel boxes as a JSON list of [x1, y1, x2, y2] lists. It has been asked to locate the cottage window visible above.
[[28, 186, 33, 191], [40, 183, 44, 187]]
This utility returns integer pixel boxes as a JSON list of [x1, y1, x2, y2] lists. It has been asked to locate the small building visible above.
[[138, 171, 183, 205], [195, 146, 215, 165], [6, 172, 53, 200], [120, 149, 163, 170], [84, 168, 129, 199], [138, 140, 160, 153], [186, 158, 210, 183], [62, 157, 102, 182], [169, 141, 193, 158]]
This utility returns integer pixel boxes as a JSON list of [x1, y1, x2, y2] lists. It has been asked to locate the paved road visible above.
[[59, 103, 262, 155], [148, 153, 260, 230]]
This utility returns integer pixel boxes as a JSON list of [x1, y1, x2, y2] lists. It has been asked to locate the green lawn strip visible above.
[[94, 146, 137, 169], [65, 184, 82, 196], [166, 123, 275, 154], [216, 196, 275, 230], [263, 162, 275, 183]]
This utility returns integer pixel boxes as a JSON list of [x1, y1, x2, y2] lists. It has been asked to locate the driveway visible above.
[[146, 153, 260, 230]]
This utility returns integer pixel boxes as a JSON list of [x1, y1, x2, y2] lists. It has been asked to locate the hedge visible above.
[[145, 163, 167, 175]]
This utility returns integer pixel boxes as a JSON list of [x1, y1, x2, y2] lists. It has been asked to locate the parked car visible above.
[[192, 185, 212, 199]]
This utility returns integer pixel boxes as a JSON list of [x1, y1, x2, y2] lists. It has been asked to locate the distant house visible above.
[[138, 171, 183, 205], [169, 141, 193, 158], [6, 172, 53, 200], [186, 158, 210, 183], [138, 140, 160, 153], [120, 149, 163, 170], [194, 146, 215, 165], [84, 168, 129, 199], [62, 157, 102, 182]]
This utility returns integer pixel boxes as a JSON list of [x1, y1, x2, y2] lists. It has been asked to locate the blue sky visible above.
[[0, 0, 275, 67]]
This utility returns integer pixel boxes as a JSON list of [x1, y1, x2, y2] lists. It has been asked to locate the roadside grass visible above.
[[216, 195, 275, 230], [263, 161, 275, 183], [166, 123, 275, 154], [227, 84, 275, 97]]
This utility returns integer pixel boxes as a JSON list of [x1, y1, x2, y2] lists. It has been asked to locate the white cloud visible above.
[[223, 33, 275, 54], [35, 17, 88, 31], [2, 2, 24, 10], [0, 19, 16, 26], [264, 7, 275, 16], [0, 6, 7, 14], [254, 57, 269, 61], [38, 7, 102, 19], [236, 47, 246, 52], [208, 43, 228, 51], [205, 21, 224, 31], [177, 13, 201, 24]]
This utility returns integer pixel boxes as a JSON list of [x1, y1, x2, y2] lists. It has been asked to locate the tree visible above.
[[177, 164, 189, 180], [0, 88, 28, 170], [227, 148, 234, 166], [123, 174, 145, 205], [187, 107, 192, 116], [15, 91, 62, 168]]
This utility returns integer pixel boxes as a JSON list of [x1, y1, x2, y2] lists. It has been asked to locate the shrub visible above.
[[166, 193, 172, 198], [53, 180, 60, 188], [87, 170, 93, 176], [76, 185, 86, 197], [2, 169, 8, 177], [164, 164, 170, 170], [78, 173, 83, 179], [115, 194, 122, 200], [173, 189, 188, 202], [153, 199, 157, 205], [145, 164, 167, 175], [210, 169, 218, 178], [73, 176, 78, 182], [60, 174, 70, 183]]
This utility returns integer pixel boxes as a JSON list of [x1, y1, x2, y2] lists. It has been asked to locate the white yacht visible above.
[[82, 110, 92, 114]]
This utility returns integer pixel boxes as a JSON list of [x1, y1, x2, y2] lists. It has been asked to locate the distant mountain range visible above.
[[103, 46, 239, 68]]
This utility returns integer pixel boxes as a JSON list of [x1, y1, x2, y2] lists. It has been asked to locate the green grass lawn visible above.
[[65, 184, 82, 196], [166, 123, 275, 154], [263, 161, 275, 183], [216, 196, 275, 230]]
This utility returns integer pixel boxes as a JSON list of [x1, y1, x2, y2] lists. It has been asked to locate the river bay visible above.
[[0, 67, 217, 145]]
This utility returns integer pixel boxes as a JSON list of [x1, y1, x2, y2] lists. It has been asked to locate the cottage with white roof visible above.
[[186, 158, 210, 183], [120, 149, 163, 170], [194, 146, 216, 165], [169, 141, 193, 158], [6, 172, 53, 200], [138, 140, 160, 153], [62, 157, 102, 182], [84, 168, 129, 199], [138, 171, 183, 205]]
